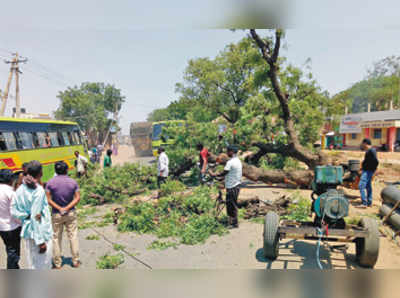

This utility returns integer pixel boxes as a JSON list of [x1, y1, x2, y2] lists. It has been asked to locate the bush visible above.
[[77, 163, 157, 206], [96, 254, 125, 269], [117, 186, 227, 247]]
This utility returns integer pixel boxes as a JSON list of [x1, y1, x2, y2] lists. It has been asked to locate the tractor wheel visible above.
[[355, 217, 380, 268], [263, 211, 280, 260]]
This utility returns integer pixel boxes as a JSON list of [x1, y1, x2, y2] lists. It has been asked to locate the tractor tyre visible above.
[[263, 211, 280, 260], [355, 217, 380, 268]]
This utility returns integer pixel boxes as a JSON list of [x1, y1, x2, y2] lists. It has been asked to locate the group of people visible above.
[[0, 158, 82, 269], [157, 143, 243, 229]]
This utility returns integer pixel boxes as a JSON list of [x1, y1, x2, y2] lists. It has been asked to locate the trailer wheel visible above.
[[263, 211, 280, 260], [355, 217, 380, 268]]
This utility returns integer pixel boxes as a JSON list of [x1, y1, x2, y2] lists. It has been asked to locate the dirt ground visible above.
[[2, 145, 400, 269]]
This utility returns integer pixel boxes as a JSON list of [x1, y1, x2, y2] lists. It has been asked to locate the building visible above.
[[12, 108, 51, 120], [339, 110, 400, 151]]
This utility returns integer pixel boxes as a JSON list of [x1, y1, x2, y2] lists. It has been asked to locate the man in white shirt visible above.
[[0, 169, 21, 269], [157, 147, 169, 188], [74, 151, 88, 178], [212, 145, 242, 228]]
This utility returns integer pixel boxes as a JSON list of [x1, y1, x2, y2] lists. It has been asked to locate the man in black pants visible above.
[[211, 145, 243, 228], [0, 169, 21, 269]]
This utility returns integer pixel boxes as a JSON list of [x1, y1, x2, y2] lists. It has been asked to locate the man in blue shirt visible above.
[[46, 161, 81, 269]]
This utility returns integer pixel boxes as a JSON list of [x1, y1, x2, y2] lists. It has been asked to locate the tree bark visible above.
[[249, 29, 327, 169]]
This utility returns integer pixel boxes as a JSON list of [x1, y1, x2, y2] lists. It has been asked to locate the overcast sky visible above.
[[0, 1, 399, 134]]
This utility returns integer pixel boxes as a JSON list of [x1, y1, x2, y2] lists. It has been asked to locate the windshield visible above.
[[152, 123, 165, 141]]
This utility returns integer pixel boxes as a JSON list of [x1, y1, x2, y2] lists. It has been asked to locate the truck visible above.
[[130, 122, 153, 157]]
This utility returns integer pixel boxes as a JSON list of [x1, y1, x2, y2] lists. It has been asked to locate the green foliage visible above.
[[150, 34, 329, 174], [78, 221, 96, 230], [113, 244, 126, 251], [55, 82, 125, 146], [117, 186, 227, 247], [86, 234, 100, 240], [77, 162, 157, 206], [77, 207, 97, 219], [281, 192, 311, 221], [96, 253, 125, 269], [147, 240, 178, 250], [159, 179, 186, 197]]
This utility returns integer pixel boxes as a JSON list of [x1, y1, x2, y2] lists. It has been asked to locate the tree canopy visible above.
[[333, 56, 400, 113], [55, 82, 125, 146]]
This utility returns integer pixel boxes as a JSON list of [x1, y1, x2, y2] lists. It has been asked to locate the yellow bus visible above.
[[0, 117, 88, 182], [151, 120, 184, 156]]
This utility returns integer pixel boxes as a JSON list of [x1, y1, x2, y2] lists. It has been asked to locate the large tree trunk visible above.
[[213, 153, 313, 189], [249, 29, 328, 170]]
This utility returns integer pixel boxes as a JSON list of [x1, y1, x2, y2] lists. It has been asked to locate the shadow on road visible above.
[[255, 239, 359, 269]]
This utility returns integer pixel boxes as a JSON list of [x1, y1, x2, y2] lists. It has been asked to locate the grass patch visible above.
[[77, 207, 97, 219], [250, 217, 264, 224], [147, 240, 178, 250], [85, 234, 100, 240], [78, 221, 96, 230], [281, 191, 311, 222], [96, 253, 125, 269], [113, 244, 126, 251]]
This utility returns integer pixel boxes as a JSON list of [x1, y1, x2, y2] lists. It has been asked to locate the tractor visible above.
[[263, 160, 380, 268]]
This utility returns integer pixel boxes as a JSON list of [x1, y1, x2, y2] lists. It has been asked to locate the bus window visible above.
[[62, 132, 70, 145], [0, 133, 7, 151], [57, 132, 65, 146], [15, 132, 34, 150], [67, 132, 75, 145], [36, 132, 49, 148], [2, 132, 17, 151], [49, 132, 60, 147], [73, 131, 81, 144]]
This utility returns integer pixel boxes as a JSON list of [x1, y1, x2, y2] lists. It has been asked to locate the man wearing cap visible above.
[[0, 169, 21, 269], [46, 161, 81, 268], [212, 145, 242, 228]]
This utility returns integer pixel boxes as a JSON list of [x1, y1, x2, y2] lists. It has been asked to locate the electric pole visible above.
[[0, 52, 27, 117]]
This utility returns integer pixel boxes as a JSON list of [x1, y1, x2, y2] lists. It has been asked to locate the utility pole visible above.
[[0, 52, 27, 117]]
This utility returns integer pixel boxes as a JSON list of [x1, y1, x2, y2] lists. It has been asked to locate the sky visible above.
[[0, 1, 399, 134]]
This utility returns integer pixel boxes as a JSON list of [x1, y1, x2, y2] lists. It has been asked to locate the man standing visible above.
[[359, 138, 379, 208], [46, 161, 81, 269], [11, 161, 53, 269], [103, 149, 113, 168], [0, 169, 21, 269], [74, 151, 88, 178], [212, 145, 242, 228], [196, 143, 209, 185], [157, 147, 169, 188]]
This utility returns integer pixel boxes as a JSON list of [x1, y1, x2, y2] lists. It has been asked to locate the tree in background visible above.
[[333, 55, 400, 113], [55, 82, 125, 146]]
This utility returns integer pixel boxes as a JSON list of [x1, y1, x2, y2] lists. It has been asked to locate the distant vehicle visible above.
[[0, 117, 88, 182], [151, 120, 184, 156], [130, 122, 153, 157]]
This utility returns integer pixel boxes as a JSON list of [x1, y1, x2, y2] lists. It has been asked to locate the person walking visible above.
[[211, 145, 242, 228], [46, 161, 81, 269], [359, 138, 379, 208], [196, 143, 209, 185], [74, 151, 88, 178], [11, 161, 53, 269], [103, 149, 113, 168], [157, 147, 169, 188], [0, 169, 22, 269]]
